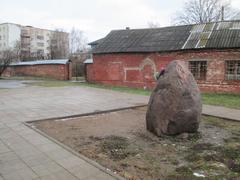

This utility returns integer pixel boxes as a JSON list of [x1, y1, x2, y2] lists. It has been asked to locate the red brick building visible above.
[[4, 59, 72, 80], [87, 21, 240, 94]]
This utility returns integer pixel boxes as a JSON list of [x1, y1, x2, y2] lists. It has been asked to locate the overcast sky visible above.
[[1, 0, 240, 42]]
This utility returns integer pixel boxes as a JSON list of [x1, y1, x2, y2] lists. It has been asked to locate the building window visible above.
[[51, 40, 57, 44], [37, 50, 44, 57], [225, 60, 240, 80], [37, 35, 44, 40], [37, 42, 44, 47], [189, 61, 207, 80]]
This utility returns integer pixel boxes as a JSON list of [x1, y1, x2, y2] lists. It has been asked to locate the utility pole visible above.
[[221, 6, 224, 21]]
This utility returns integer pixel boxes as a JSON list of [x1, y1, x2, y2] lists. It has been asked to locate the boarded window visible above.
[[225, 60, 240, 80], [108, 63, 121, 81], [189, 61, 207, 80], [125, 69, 141, 82]]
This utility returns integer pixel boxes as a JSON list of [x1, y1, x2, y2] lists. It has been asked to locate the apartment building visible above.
[[0, 23, 69, 59], [0, 23, 21, 51]]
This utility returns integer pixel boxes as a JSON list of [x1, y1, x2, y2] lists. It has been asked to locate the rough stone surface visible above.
[[146, 60, 202, 136]]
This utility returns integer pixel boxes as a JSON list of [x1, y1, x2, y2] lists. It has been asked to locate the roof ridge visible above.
[[108, 20, 240, 32]]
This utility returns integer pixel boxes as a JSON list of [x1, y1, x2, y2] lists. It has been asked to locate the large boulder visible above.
[[146, 60, 202, 136]]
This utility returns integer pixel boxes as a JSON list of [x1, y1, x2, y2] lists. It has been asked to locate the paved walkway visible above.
[[0, 81, 239, 180], [203, 105, 240, 121], [0, 84, 148, 180], [0, 80, 28, 89]]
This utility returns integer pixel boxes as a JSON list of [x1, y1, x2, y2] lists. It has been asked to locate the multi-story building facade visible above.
[[0, 23, 21, 51], [0, 23, 69, 60]]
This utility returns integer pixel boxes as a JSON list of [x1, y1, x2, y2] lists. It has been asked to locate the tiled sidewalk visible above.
[[1, 82, 239, 180], [203, 104, 240, 121], [0, 85, 149, 180]]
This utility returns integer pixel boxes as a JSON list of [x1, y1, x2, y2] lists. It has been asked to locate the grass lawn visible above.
[[202, 93, 240, 110], [1, 76, 53, 81], [24, 80, 240, 109], [24, 80, 152, 96], [25, 80, 82, 87]]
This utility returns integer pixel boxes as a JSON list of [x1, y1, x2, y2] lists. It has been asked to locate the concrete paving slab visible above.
[[86, 173, 117, 180], [203, 104, 240, 121], [0, 80, 27, 89], [1, 80, 239, 180], [0, 81, 149, 179]]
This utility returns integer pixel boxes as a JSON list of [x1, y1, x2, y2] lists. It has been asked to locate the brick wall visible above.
[[87, 49, 240, 93], [3, 63, 71, 80]]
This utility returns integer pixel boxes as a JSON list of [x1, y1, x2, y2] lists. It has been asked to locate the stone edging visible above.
[[26, 105, 147, 123], [202, 113, 240, 122], [24, 105, 147, 180]]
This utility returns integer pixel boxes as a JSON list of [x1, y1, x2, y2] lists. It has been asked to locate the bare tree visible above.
[[70, 27, 87, 55], [0, 49, 18, 76], [0, 50, 12, 76], [14, 40, 21, 60], [233, 12, 240, 20], [0, 40, 22, 76], [148, 21, 161, 28], [49, 29, 69, 59], [173, 0, 239, 25], [69, 28, 88, 79]]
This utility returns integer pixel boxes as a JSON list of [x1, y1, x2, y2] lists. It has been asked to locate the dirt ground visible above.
[[32, 107, 240, 180]]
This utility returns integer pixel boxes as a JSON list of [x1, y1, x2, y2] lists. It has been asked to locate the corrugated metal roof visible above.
[[183, 23, 216, 49], [11, 59, 70, 66], [192, 24, 205, 32], [92, 25, 192, 53], [91, 20, 240, 54], [232, 21, 240, 29], [88, 38, 105, 46]]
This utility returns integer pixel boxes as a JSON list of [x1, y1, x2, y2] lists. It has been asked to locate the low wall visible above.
[[3, 62, 72, 80]]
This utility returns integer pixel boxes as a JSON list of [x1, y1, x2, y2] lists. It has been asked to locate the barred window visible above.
[[189, 61, 207, 80], [225, 61, 240, 80]]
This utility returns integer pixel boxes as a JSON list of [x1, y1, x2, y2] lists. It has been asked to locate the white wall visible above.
[[8, 24, 21, 49], [0, 24, 9, 51], [0, 23, 21, 51]]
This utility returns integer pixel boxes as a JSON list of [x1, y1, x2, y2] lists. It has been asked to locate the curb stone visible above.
[[23, 105, 149, 180]]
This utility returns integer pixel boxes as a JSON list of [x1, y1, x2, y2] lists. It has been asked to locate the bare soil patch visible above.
[[32, 107, 240, 180]]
